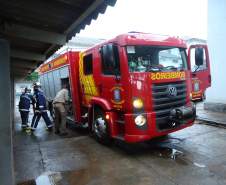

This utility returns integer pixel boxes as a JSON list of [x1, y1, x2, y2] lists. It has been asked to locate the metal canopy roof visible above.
[[0, 0, 116, 80]]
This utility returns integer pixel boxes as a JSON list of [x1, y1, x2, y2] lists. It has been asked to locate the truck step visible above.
[[81, 113, 88, 118], [66, 116, 75, 124], [115, 120, 125, 124], [114, 135, 124, 141]]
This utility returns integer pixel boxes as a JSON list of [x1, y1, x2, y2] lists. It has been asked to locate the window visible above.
[[101, 44, 120, 75], [126, 46, 187, 72], [83, 54, 93, 75], [190, 48, 207, 72]]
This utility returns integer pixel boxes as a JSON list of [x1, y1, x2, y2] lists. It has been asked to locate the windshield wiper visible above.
[[147, 65, 162, 72], [163, 66, 179, 71], [194, 65, 200, 72]]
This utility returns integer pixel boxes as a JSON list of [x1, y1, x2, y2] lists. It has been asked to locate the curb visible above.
[[196, 116, 226, 128]]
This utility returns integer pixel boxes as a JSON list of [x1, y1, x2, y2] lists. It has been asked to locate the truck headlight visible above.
[[135, 115, 146, 126], [133, 98, 144, 109]]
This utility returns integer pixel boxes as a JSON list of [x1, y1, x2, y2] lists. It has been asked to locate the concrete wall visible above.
[[0, 40, 14, 185], [207, 0, 226, 102]]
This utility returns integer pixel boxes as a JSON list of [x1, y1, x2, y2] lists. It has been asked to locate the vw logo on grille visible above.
[[167, 85, 177, 97]]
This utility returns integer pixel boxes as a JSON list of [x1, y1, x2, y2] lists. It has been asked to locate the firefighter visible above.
[[30, 82, 53, 131], [19, 87, 32, 129], [53, 83, 69, 136]]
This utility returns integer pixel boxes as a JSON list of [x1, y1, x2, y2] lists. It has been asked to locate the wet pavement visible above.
[[196, 102, 226, 127], [14, 102, 226, 185]]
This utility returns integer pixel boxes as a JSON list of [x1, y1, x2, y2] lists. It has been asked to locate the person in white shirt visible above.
[[53, 83, 69, 135]]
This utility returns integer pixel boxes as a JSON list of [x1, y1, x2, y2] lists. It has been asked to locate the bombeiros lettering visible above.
[[151, 72, 185, 80]]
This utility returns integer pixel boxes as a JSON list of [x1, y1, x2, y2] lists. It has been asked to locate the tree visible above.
[[25, 72, 39, 82]]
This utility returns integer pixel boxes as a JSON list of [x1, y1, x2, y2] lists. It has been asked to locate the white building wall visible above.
[[207, 0, 226, 102]]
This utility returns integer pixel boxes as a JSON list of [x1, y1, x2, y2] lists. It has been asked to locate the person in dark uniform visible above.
[[19, 87, 32, 129], [30, 82, 53, 131]]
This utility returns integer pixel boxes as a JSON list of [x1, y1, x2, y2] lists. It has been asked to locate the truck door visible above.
[[188, 45, 211, 100], [100, 44, 123, 110]]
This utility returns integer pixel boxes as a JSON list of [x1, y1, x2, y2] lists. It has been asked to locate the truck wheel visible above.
[[92, 108, 112, 145]]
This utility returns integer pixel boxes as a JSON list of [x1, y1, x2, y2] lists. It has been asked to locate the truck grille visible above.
[[152, 81, 187, 131]]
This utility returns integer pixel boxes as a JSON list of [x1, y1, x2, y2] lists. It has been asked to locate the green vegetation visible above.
[[25, 72, 39, 82]]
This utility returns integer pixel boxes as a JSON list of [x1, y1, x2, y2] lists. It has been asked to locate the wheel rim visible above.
[[94, 116, 107, 138]]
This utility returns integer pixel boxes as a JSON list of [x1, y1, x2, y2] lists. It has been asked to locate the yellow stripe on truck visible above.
[[79, 52, 99, 103]]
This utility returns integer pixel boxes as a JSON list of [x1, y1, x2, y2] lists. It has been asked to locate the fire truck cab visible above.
[[189, 44, 211, 101], [40, 33, 206, 144]]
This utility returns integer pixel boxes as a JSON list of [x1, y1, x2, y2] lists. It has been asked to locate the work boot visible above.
[[59, 132, 68, 136], [47, 127, 53, 132], [30, 127, 36, 132], [21, 124, 28, 130], [55, 130, 60, 135]]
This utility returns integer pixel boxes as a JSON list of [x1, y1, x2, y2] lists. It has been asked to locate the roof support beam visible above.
[[11, 67, 32, 73], [11, 58, 39, 67], [11, 49, 46, 61], [45, 0, 107, 56], [11, 61, 38, 69], [1, 23, 66, 45], [11, 65, 33, 71], [11, 71, 31, 77]]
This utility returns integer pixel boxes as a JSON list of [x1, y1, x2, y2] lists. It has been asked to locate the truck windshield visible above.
[[126, 46, 188, 72]]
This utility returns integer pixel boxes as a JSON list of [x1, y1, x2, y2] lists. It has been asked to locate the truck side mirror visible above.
[[101, 44, 120, 77], [195, 48, 204, 66]]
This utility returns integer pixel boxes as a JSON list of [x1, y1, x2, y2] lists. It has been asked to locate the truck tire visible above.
[[202, 91, 206, 101], [92, 108, 112, 145]]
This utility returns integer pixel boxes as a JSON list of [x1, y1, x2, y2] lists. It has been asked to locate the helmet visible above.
[[33, 82, 41, 91], [33, 82, 41, 87]]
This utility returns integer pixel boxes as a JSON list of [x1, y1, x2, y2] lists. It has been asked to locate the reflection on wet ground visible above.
[[17, 132, 217, 185], [17, 145, 187, 185], [14, 104, 226, 185]]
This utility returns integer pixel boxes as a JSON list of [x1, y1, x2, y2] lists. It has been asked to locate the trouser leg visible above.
[[34, 113, 41, 128], [54, 104, 67, 133], [24, 111, 29, 125], [59, 111, 67, 133], [49, 101, 54, 119], [41, 111, 53, 128], [31, 112, 41, 129], [20, 111, 25, 125], [20, 111, 29, 127], [26, 111, 29, 124], [31, 113, 37, 128], [54, 106, 61, 132]]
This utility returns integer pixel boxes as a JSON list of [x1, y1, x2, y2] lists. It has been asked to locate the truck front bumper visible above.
[[122, 104, 196, 143]]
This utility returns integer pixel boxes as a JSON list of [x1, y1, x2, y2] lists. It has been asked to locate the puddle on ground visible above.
[[152, 145, 191, 165], [193, 162, 206, 168], [154, 145, 207, 168], [17, 170, 94, 185]]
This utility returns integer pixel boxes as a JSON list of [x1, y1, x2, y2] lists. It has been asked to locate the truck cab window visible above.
[[83, 54, 93, 75], [101, 44, 120, 75], [190, 48, 207, 72], [127, 46, 187, 72]]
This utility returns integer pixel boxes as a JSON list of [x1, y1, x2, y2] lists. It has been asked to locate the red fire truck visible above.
[[189, 44, 211, 101], [39, 32, 207, 144]]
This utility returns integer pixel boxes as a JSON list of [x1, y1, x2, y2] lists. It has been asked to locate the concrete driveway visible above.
[[14, 111, 226, 185]]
